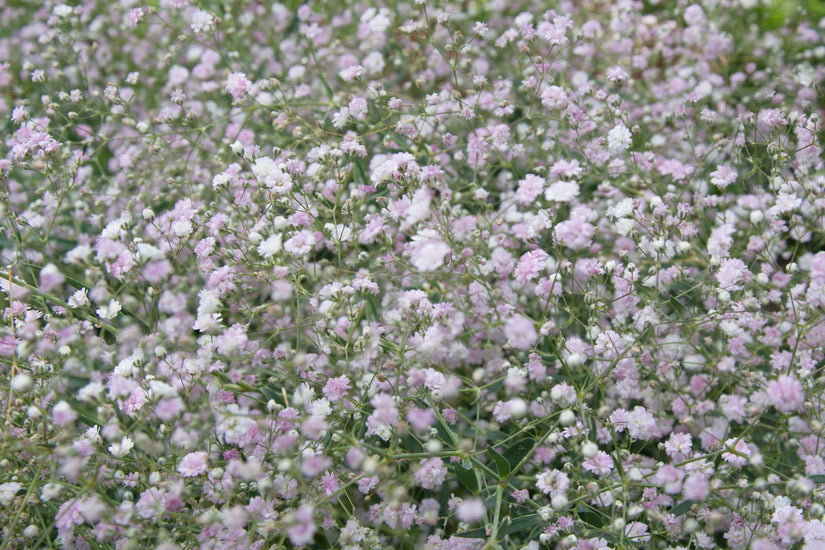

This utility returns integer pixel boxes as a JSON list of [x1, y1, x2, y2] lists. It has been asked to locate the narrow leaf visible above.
[[454, 527, 487, 539], [502, 438, 535, 469], [455, 463, 479, 494], [670, 500, 694, 516], [486, 447, 511, 478], [505, 513, 541, 535]]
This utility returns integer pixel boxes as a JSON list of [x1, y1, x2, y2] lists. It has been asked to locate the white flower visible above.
[[77, 381, 104, 402], [147, 380, 177, 400], [0, 482, 22, 506], [607, 124, 632, 155], [409, 229, 450, 272], [324, 223, 352, 244], [309, 398, 332, 418], [108, 436, 134, 458], [101, 215, 130, 239], [96, 299, 121, 320], [85, 425, 101, 443], [544, 180, 580, 202], [197, 289, 221, 316], [135, 243, 164, 262], [171, 220, 193, 237], [40, 483, 62, 501], [257, 234, 283, 257], [52, 5, 72, 17], [193, 312, 223, 333], [212, 173, 230, 189], [190, 9, 215, 34], [795, 63, 815, 87], [65, 244, 92, 265]]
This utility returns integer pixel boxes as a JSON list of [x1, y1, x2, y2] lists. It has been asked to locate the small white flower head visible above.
[[607, 124, 632, 155], [52, 4, 73, 17], [11, 374, 33, 392], [108, 436, 134, 458], [96, 299, 121, 320], [257, 233, 283, 258], [85, 425, 102, 443], [190, 9, 215, 34], [559, 409, 576, 426], [581, 441, 599, 458], [509, 398, 528, 419], [0, 482, 23, 506]]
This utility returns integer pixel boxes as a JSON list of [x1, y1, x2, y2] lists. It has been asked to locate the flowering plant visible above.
[[1, 0, 825, 548]]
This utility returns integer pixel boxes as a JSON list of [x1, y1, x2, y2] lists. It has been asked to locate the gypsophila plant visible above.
[[0, 0, 824, 548]]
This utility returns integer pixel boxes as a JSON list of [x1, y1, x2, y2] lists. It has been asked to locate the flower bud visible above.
[[11, 374, 33, 392], [581, 441, 598, 458]]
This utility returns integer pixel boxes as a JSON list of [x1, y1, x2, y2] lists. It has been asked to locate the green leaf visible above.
[[454, 526, 487, 539], [485, 492, 498, 510], [259, 385, 284, 404], [486, 447, 511, 479], [810, 475, 825, 484], [670, 500, 694, 516], [455, 463, 479, 494], [502, 438, 535, 469], [400, 434, 423, 454], [454, 514, 541, 540], [484, 430, 509, 442], [505, 513, 541, 535], [577, 505, 606, 528]]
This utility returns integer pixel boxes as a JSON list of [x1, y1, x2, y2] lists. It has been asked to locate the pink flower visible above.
[[409, 230, 451, 272], [710, 165, 737, 189], [515, 173, 545, 205], [707, 223, 735, 257], [716, 258, 750, 290], [224, 72, 251, 100], [284, 230, 318, 256], [127, 7, 144, 27], [177, 451, 209, 477], [514, 249, 549, 283], [625, 522, 650, 543], [683, 474, 709, 500], [626, 406, 659, 440], [541, 85, 569, 109], [136, 487, 165, 520], [664, 432, 693, 458], [320, 471, 340, 496], [504, 315, 537, 350], [415, 458, 448, 490], [722, 438, 751, 468], [456, 498, 485, 523], [119, 387, 146, 416], [767, 375, 805, 413], [582, 451, 614, 475], [288, 505, 316, 546], [554, 207, 595, 250], [535, 469, 569, 496], [52, 401, 77, 427], [323, 375, 351, 402], [10, 106, 27, 124], [55, 498, 83, 529]]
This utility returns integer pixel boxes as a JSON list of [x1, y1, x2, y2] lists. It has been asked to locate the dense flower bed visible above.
[[1, 0, 824, 548]]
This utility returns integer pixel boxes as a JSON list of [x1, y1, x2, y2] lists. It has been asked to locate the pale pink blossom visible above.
[[504, 315, 537, 350], [767, 375, 805, 413], [177, 451, 209, 477]]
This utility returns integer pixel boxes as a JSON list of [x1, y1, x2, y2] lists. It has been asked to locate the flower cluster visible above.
[[1, 0, 824, 548]]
